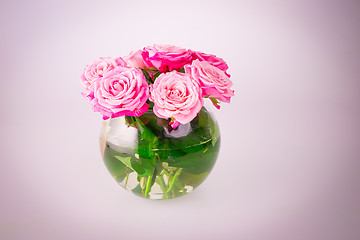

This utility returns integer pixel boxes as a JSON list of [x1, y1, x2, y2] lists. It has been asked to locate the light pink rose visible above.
[[191, 51, 229, 72], [185, 60, 234, 108], [142, 44, 193, 73], [91, 66, 150, 120], [123, 49, 157, 79], [150, 71, 203, 128], [123, 50, 146, 69], [81, 57, 127, 97]]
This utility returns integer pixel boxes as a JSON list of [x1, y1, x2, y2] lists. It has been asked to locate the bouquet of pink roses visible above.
[[81, 44, 234, 127], [81, 45, 234, 199]]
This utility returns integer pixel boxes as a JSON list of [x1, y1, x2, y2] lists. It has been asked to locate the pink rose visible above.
[[185, 60, 234, 108], [150, 71, 203, 128], [91, 66, 150, 120], [191, 51, 229, 72], [123, 50, 146, 69], [142, 44, 193, 73], [123, 49, 157, 79], [81, 57, 127, 97]]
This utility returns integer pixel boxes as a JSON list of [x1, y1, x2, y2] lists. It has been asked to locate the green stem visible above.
[[141, 177, 146, 196], [155, 175, 167, 193], [165, 168, 182, 194], [144, 174, 152, 198], [155, 173, 171, 199], [124, 172, 129, 189], [162, 169, 171, 176], [166, 174, 173, 188]]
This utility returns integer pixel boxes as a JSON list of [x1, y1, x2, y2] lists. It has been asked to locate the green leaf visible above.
[[164, 136, 220, 174], [208, 115, 220, 146], [131, 157, 154, 177], [178, 171, 209, 189], [197, 107, 210, 128], [134, 117, 159, 164], [194, 107, 220, 146], [132, 184, 143, 197], [135, 117, 157, 142], [141, 69, 153, 84], [114, 156, 134, 171], [103, 145, 129, 183], [167, 127, 211, 154], [125, 116, 136, 127], [147, 100, 154, 109], [210, 97, 220, 109], [153, 71, 162, 81]]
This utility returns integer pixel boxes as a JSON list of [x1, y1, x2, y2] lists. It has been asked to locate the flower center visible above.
[[110, 81, 124, 95], [170, 89, 180, 97], [97, 62, 109, 74], [166, 87, 185, 102]]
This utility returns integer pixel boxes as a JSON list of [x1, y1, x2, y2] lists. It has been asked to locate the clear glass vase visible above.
[[99, 107, 220, 200]]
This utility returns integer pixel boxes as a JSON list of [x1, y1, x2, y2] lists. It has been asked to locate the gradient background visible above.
[[1, 0, 360, 239]]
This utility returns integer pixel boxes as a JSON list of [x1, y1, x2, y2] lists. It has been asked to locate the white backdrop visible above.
[[1, 0, 360, 239]]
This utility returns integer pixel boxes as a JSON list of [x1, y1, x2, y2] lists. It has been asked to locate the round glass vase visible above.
[[99, 107, 220, 200]]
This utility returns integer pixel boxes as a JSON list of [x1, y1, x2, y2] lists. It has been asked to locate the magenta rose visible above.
[[150, 71, 203, 128], [123, 50, 146, 69], [191, 51, 229, 72], [185, 60, 234, 108], [81, 57, 127, 98], [91, 66, 150, 120], [141, 44, 193, 73]]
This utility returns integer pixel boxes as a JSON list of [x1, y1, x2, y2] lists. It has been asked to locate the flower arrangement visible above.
[[81, 44, 234, 126], [81, 45, 234, 199]]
